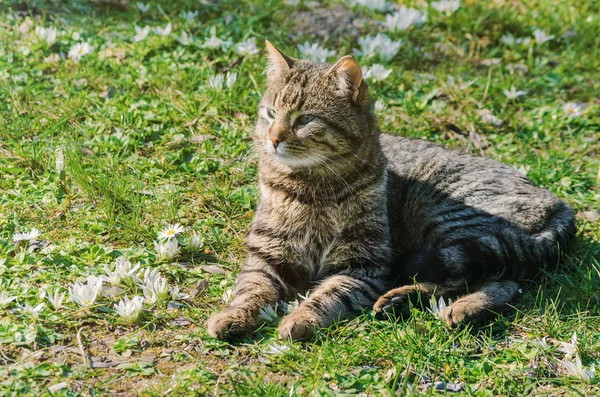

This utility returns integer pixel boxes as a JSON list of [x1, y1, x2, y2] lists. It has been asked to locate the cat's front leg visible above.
[[207, 262, 288, 340], [278, 269, 387, 340]]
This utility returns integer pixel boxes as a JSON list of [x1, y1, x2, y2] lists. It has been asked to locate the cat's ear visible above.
[[325, 56, 363, 101], [265, 40, 294, 80]]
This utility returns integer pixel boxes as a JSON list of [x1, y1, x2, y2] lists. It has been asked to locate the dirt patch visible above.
[[291, 4, 370, 42]]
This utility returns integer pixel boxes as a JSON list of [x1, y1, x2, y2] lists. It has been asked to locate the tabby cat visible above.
[[206, 41, 575, 341]]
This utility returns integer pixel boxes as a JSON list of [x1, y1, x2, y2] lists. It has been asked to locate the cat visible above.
[[206, 41, 576, 341]]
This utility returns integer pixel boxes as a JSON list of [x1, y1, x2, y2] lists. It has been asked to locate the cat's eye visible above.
[[266, 108, 277, 119], [297, 115, 315, 125]]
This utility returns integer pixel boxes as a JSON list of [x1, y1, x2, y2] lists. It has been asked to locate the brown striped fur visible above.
[[206, 42, 575, 340]]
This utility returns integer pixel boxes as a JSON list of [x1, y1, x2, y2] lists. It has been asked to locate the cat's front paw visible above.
[[278, 310, 320, 341], [207, 306, 257, 340]]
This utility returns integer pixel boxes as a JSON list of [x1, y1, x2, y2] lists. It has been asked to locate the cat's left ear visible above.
[[325, 56, 363, 101]]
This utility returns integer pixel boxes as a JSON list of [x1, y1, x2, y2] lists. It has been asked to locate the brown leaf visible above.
[[200, 265, 226, 275], [191, 279, 209, 298]]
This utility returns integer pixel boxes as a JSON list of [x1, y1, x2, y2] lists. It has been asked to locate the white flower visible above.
[[356, 33, 401, 63], [258, 303, 279, 323], [362, 64, 392, 81], [264, 342, 290, 355], [503, 35, 532, 47], [563, 355, 596, 383], [13, 228, 41, 242], [208, 74, 225, 91], [134, 25, 150, 42], [137, 2, 150, 13], [515, 164, 530, 176], [154, 239, 180, 262], [186, 232, 203, 252], [531, 336, 550, 350], [427, 296, 453, 318], [221, 288, 234, 304], [533, 29, 554, 45], [297, 41, 335, 62], [139, 268, 170, 302], [235, 37, 259, 57], [157, 223, 185, 241], [114, 296, 144, 323], [384, 7, 427, 32], [152, 23, 172, 37], [562, 102, 586, 118], [170, 285, 189, 301], [0, 291, 18, 306], [55, 146, 65, 174], [280, 299, 299, 314], [374, 99, 386, 112], [142, 285, 157, 304], [177, 32, 191, 46], [558, 332, 578, 358], [69, 275, 103, 308], [20, 302, 45, 319], [104, 256, 141, 285], [503, 85, 527, 99], [68, 42, 93, 63], [45, 288, 66, 310], [432, 0, 461, 14], [180, 10, 198, 24], [225, 72, 237, 89], [478, 109, 502, 127], [35, 26, 57, 46], [348, 0, 388, 12], [202, 35, 232, 51]]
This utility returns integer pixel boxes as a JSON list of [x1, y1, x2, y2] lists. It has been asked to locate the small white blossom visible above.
[[19, 302, 46, 319], [563, 355, 596, 383], [142, 285, 158, 304], [431, 0, 460, 14], [503, 85, 527, 99], [13, 228, 41, 243], [68, 42, 93, 63], [221, 288, 234, 304], [208, 74, 225, 91], [478, 109, 503, 127], [562, 102, 586, 118], [235, 37, 259, 57], [186, 232, 203, 252], [152, 23, 172, 37], [348, 0, 388, 12], [202, 35, 232, 51], [55, 146, 65, 174], [515, 164, 530, 176], [114, 296, 144, 323], [374, 99, 386, 112], [558, 332, 578, 358], [139, 268, 170, 302], [157, 223, 185, 241], [297, 41, 336, 62], [170, 285, 189, 301], [356, 33, 401, 63], [154, 239, 180, 261], [225, 72, 238, 89], [35, 26, 57, 46], [264, 342, 290, 355], [427, 296, 453, 319], [104, 256, 141, 285], [533, 29, 554, 45], [137, 2, 150, 13], [45, 288, 66, 310], [258, 303, 279, 323], [280, 299, 299, 314], [177, 32, 191, 46], [0, 291, 17, 306], [384, 7, 427, 32], [362, 64, 392, 81], [134, 25, 150, 42], [180, 10, 199, 24], [502, 34, 532, 47], [531, 336, 550, 350], [69, 275, 103, 309]]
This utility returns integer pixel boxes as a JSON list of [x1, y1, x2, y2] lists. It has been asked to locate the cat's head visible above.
[[255, 41, 376, 169]]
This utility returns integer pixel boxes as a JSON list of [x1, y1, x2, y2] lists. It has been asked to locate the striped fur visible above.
[[206, 44, 576, 340]]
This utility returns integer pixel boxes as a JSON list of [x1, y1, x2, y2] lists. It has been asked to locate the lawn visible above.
[[1, 0, 599, 395]]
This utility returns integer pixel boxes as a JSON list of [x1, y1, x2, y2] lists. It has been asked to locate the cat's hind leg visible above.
[[373, 282, 455, 318], [443, 280, 522, 327]]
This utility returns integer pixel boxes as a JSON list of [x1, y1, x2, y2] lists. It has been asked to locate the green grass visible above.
[[1, 0, 599, 395]]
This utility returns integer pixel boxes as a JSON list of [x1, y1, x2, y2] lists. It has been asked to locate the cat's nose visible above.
[[269, 124, 287, 149], [270, 135, 284, 149]]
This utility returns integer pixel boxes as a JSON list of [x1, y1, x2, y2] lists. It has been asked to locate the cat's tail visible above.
[[399, 200, 576, 286]]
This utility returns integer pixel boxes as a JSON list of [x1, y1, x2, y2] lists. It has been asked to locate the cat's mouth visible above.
[[266, 141, 323, 168]]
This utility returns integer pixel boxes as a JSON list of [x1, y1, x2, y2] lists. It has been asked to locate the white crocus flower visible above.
[[202, 35, 232, 51], [562, 102, 586, 118], [153, 23, 172, 37], [139, 268, 170, 302], [142, 285, 158, 304], [137, 2, 150, 13], [384, 7, 427, 31], [104, 256, 141, 285], [20, 302, 46, 319], [68, 42, 93, 62], [558, 332, 578, 358], [432, 0, 461, 14], [208, 74, 225, 91], [356, 33, 401, 63], [503, 85, 526, 99], [280, 299, 299, 314], [13, 228, 41, 243], [134, 25, 150, 42], [35, 26, 58, 46], [374, 99, 386, 112], [348, 0, 388, 12], [180, 10, 199, 24], [264, 342, 290, 355], [362, 64, 392, 81], [69, 275, 103, 308], [154, 239, 180, 261], [186, 232, 203, 252], [55, 146, 65, 174], [258, 303, 279, 323], [157, 223, 185, 241], [563, 355, 596, 383], [114, 296, 144, 323], [235, 37, 259, 57], [225, 72, 238, 89], [533, 29, 554, 45], [427, 296, 452, 319], [170, 285, 189, 301], [45, 288, 66, 310], [297, 41, 336, 62], [0, 291, 18, 306], [221, 288, 234, 304]]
